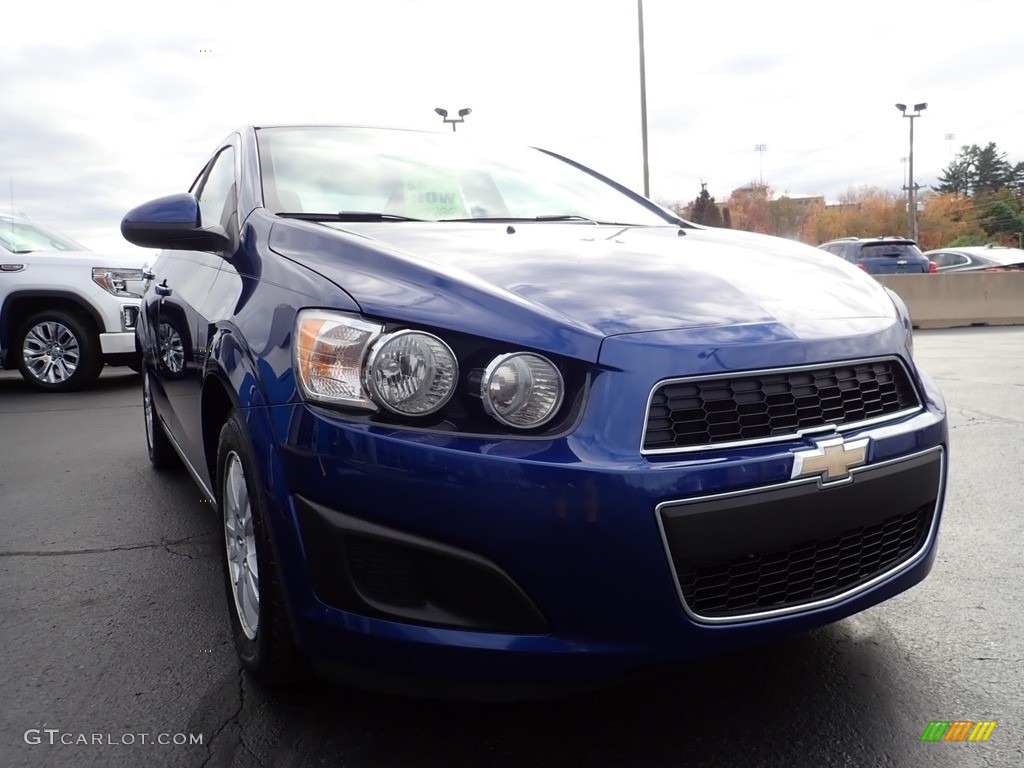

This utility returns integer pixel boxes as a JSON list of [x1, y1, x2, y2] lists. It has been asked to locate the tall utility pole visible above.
[[637, 0, 650, 198], [754, 144, 766, 185], [896, 102, 927, 242]]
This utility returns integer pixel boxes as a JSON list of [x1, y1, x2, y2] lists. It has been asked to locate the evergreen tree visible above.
[[690, 183, 723, 227], [935, 142, 1013, 196], [977, 194, 1024, 241], [1011, 162, 1024, 196]]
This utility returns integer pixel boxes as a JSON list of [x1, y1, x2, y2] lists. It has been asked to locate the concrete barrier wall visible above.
[[875, 272, 1024, 329]]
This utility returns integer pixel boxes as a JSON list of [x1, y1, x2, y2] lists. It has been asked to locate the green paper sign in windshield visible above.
[[403, 172, 466, 220]]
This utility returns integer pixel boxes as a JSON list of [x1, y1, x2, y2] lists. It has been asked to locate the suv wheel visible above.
[[217, 410, 307, 686], [15, 310, 103, 391]]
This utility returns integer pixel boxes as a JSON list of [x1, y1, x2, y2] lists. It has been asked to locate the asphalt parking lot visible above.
[[1, 326, 1022, 768]]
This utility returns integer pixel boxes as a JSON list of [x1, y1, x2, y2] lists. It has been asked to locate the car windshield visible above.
[[860, 243, 922, 259], [0, 217, 87, 254], [256, 126, 672, 226]]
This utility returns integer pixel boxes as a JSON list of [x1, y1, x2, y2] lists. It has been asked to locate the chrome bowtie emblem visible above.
[[791, 436, 870, 485]]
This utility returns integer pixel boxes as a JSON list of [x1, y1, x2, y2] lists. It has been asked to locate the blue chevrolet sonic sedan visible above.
[[122, 125, 948, 697]]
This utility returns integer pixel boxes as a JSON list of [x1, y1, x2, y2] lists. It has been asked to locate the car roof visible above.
[[822, 236, 916, 246], [924, 246, 1024, 264]]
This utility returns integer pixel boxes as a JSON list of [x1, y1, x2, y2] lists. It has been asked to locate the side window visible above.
[[931, 252, 966, 268], [196, 147, 237, 230]]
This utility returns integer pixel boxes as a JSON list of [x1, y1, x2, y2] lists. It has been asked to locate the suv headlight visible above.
[[92, 267, 143, 298]]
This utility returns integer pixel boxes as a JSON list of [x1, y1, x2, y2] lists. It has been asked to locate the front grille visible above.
[[643, 359, 920, 453], [679, 505, 933, 619]]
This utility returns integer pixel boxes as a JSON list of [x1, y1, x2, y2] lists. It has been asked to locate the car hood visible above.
[[270, 220, 899, 359], [13, 250, 150, 269]]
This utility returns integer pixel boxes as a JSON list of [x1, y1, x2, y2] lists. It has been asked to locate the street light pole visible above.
[[895, 102, 927, 242], [434, 107, 472, 132], [637, 0, 650, 198]]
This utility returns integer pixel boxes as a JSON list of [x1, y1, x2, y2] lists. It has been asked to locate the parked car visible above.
[[123, 125, 948, 696], [924, 244, 1024, 272], [819, 236, 937, 274], [0, 214, 146, 391]]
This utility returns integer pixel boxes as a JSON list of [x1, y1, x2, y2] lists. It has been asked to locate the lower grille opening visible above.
[[679, 505, 933, 619], [296, 495, 549, 634], [346, 537, 429, 609]]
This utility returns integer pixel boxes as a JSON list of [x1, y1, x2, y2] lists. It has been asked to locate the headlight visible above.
[[92, 267, 143, 297], [364, 330, 458, 416], [294, 310, 382, 409], [481, 353, 564, 428]]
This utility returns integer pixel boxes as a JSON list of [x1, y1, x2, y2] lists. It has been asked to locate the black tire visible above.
[[15, 310, 103, 391], [217, 410, 307, 687], [143, 370, 177, 469]]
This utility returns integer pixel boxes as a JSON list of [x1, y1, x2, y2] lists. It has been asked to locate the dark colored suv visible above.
[[819, 237, 936, 275]]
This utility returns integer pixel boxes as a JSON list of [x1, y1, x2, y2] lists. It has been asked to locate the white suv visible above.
[[0, 214, 148, 391]]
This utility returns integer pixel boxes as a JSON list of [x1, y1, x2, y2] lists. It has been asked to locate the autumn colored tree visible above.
[[915, 192, 984, 250], [807, 187, 904, 243], [666, 139, 1021, 249], [766, 196, 823, 242], [769, 196, 801, 238], [725, 183, 771, 234]]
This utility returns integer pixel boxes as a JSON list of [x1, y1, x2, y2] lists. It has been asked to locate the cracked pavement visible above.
[[2, 327, 1022, 767]]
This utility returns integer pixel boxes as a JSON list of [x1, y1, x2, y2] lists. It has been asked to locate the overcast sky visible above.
[[3, 0, 1022, 255]]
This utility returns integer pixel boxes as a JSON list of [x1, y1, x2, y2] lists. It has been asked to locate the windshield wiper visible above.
[[439, 214, 604, 224], [277, 212, 424, 222]]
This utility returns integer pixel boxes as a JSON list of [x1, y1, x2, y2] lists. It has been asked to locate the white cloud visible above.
[[2, 0, 1022, 253]]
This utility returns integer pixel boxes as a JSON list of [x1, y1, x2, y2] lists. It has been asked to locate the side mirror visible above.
[[121, 193, 232, 253]]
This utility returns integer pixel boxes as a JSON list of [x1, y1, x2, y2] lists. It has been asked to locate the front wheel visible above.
[[15, 310, 102, 391], [217, 410, 306, 686], [143, 371, 177, 469]]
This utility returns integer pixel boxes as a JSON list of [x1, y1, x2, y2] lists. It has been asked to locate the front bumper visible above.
[[255, 388, 948, 692], [99, 330, 139, 356], [98, 304, 141, 357]]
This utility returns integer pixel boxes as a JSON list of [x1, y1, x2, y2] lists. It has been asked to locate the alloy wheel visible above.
[[223, 451, 260, 640], [22, 320, 81, 384]]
